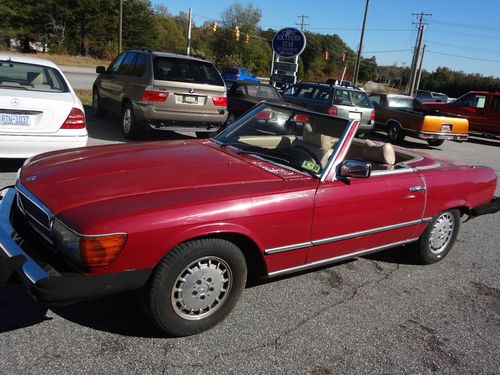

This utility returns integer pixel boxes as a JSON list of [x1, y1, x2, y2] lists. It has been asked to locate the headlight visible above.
[[52, 218, 127, 268]]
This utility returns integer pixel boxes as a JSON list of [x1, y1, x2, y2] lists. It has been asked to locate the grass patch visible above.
[[75, 89, 92, 106], [1, 51, 110, 68]]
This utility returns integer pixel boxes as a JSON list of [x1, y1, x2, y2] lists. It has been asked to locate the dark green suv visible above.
[[92, 48, 228, 139]]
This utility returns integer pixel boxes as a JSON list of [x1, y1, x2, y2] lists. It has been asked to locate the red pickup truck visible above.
[[425, 91, 500, 137]]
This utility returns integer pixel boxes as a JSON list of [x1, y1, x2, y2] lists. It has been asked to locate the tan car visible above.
[[93, 48, 227, 139], [369, 93, 468, 146]]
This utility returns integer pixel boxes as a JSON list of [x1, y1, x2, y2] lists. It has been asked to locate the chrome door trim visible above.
[[267, 238, 419, 277], [264, 218, 431, 255], [311, 218, 430, 246]]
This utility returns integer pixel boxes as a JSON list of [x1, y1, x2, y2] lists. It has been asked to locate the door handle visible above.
[[409, 185, 426, 192]]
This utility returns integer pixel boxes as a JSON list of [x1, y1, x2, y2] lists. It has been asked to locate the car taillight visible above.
[[212, 96, 227, 106], [60, 107, 86, 129], [294, 114, 309, 122], [256, 109, 273, 120], [327, 105, 337, 116], [142, 90, 169, 102], [370, 109, 375, 123], [80, 233, 127, 268]]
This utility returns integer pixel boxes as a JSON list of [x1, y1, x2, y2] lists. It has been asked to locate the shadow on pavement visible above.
[[84, 106, 193, 143], [467, 136, 500, 148]]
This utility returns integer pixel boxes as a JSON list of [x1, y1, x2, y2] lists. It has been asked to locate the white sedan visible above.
[[0, 54, 88, 158]]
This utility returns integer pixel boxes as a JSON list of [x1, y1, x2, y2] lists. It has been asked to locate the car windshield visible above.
[[153, 57, 224, 86], [0, 60, 68, 92], [245, 85, 281, 99], [387, 97, 415, 109], [214, 103, 351, 177]]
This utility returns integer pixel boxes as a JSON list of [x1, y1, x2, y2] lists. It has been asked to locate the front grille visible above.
[[16, 188, 53, 244]]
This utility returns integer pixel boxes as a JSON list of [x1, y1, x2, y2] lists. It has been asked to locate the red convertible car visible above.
[[0, 103, 498, 336]]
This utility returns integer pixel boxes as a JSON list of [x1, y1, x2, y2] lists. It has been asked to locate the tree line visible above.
[[1, 0, 498, 96]]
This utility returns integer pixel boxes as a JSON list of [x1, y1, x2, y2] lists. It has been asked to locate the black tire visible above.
[[427, 139, 445, 147], [141, 238, 247, 337], [387, 123, 405, 143], [92, 88, 106, 117], [196, 129, 220, 139], [410, 209, 460, 264], [122, 103, 144, 140]]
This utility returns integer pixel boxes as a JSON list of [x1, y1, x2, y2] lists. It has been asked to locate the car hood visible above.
[[19, 140, 285, 215]]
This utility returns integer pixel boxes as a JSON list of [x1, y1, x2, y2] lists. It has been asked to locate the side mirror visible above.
[[96, 66, 107, 74], [339, 160, 371, 178]]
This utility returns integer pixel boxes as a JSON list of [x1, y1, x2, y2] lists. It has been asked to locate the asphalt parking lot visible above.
[[1, 109, 499, 375]]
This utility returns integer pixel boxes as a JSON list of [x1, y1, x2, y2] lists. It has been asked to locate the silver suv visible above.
[[282, 82, 374, 134], [93, 48, 227, 139]]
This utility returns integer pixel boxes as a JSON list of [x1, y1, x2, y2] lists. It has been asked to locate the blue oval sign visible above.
[[272, 28, 306, 58]]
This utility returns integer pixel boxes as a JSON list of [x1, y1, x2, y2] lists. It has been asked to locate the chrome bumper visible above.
[[0, 187, 48, 284]]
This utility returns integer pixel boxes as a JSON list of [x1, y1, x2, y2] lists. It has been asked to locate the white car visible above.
[[0, 54, 88, 158]]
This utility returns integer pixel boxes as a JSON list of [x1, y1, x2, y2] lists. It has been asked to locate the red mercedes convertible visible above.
[[0, 103, 498, 336]]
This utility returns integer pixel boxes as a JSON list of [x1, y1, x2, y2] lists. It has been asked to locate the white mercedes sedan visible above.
[[0, 54, 88, 158]]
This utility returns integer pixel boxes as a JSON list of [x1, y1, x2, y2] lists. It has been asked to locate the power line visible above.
[[427, 50, 500, 63], [296, 15, 309, 31], [432, 20, 500, 32], [428, 28, 500, 41], [307, 27, 412, 32], [426, 40, 500, 55]]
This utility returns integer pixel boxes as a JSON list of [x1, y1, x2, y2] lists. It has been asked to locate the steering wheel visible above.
[[293, 145, 322, 166]]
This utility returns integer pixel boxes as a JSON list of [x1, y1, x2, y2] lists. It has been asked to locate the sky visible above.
[[154, 0, 500, 78]]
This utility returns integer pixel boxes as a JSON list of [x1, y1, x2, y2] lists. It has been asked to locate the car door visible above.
[[486, 94, 500, 135], [308, 153, 426, 263], [99, 52, 126, 110], [450, 93, 488, 131], [108, 52, 137, 114]]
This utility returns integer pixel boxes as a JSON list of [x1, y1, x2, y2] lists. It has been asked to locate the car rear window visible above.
[[0, 60, 68, 93], [246, 85, 280, 99], [387, 97, 415, 109], [333, 89, 371, 108], [153, 57, 224, 86]]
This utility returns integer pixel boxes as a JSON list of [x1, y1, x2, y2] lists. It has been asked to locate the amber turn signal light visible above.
[[80, 234, 127, 268]]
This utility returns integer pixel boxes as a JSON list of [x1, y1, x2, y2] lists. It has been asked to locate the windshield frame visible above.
[[213, 102, 354, 180]]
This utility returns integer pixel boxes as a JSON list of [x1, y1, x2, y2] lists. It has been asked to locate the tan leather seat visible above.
[[294, 124, 336, 166], [362, 139, 396, 169]]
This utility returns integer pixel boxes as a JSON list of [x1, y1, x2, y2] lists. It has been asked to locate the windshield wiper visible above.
[[236, 149, 291, 164]]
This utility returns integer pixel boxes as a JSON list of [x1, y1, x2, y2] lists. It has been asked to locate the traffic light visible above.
[[324, 51, 329, 60], [245, 34, 250, 44], [234, 26, 240, 41], [212, 21, 217, 32]]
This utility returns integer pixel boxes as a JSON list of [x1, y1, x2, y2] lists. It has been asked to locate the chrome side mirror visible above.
[[339, 160, 371, 178]]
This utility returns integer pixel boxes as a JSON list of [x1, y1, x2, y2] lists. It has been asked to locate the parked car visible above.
[[369, 93, 469, 146], [221, 67, 260, 83], [93, 48, 227, 139], [1, 102, 498, 336], [226, 81, 286, 123], [0, 54, 87, 158], [415, 90, 449, 103], [425, 91, 500, 138], [282, 82, 374, 134]]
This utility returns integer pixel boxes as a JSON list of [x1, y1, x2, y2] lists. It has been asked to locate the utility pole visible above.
[[353, 0, 370, 85], [119, 0, 123, 53], [186, 8, 193, 56], [415, 44, 426, 92], [296, 15, 309, 31], [407, 12, 431, 95]]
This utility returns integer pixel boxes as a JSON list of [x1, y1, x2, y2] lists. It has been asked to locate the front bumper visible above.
[[0, 187, 151, 304]]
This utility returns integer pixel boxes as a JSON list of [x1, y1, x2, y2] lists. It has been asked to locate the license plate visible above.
[[184, 95, 197, 104], [441, 123, 452, 131], [0, 113, 31, 126], [348, 112, 361, 120]]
